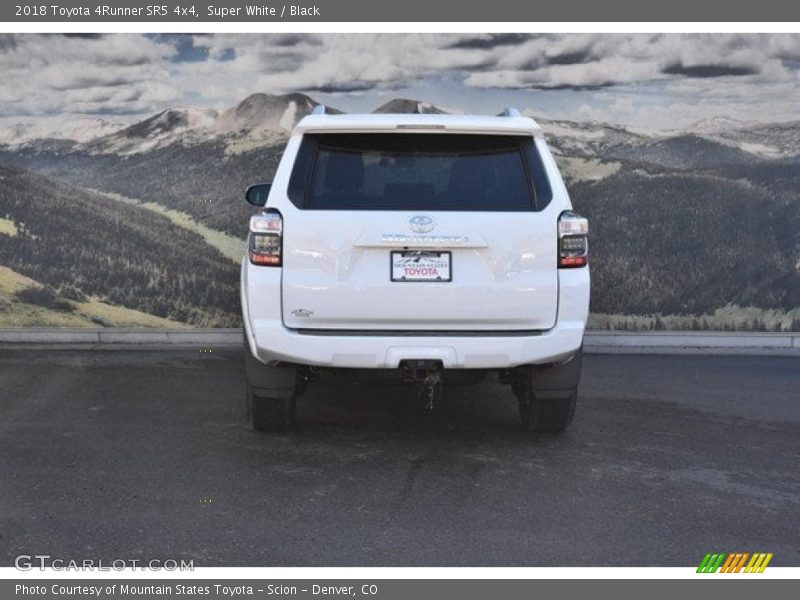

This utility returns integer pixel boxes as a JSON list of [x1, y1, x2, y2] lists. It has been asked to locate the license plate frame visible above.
[[390, 251, 452, 282]]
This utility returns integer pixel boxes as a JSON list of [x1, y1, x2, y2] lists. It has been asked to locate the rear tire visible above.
[[246, 382, 296, 432], [517, 389, 577, 432]]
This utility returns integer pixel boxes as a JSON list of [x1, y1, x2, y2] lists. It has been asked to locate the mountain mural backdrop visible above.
[[1, 93, 798, 330]]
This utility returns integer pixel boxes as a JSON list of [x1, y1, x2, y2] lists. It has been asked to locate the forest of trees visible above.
[[0, 165, 241, 326], [569, 165, 800, 315], [0, 140, 280, 238]]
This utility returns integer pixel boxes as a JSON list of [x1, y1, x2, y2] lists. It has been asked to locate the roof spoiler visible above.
[[312, 105, 524, 118]]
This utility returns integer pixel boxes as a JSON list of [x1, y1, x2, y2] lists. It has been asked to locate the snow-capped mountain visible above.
[[685, 116, 751, 135], [534, 115, 800, 168], [85, 108, 218, 155], [536, 118, 650, 158], [708, 120, 800, 159], [212, 92, 327, 136], [659, 116, 800, 159], [2, 93, 797, 163], [80, 93, 340, 156], [372, 99, 449, 114], [0, 116, 130, 145]]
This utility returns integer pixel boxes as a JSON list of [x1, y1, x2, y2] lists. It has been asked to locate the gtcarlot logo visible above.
[[14, 554, 194, 571], [697, 552, 773, 573]]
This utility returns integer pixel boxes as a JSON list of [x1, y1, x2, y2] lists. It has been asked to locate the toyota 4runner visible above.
[[241, 107, 589, 432]]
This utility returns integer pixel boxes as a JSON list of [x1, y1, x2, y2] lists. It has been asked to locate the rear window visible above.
[[287, 133, 552, 211]]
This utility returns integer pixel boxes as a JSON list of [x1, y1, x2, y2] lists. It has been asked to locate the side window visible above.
[[287, 137, 317, 206], [524, 140, 553, 210]]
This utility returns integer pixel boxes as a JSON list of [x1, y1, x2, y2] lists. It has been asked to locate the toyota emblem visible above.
[[408, 215, 435, 233]]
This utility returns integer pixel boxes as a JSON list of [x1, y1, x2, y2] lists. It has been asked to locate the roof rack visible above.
[[502, 107, 521, 117], [311, 105, 326, 115]]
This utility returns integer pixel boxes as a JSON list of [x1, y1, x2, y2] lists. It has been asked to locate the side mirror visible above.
[[245, 183, 272, 207]]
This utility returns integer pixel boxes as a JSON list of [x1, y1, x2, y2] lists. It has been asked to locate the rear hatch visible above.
[[280, 133, 558, 332]]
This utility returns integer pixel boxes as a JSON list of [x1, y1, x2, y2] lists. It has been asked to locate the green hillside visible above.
[[0, 165, 241, 327]]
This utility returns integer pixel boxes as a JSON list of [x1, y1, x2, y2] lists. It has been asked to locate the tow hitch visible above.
[[419, 369, 442, 411], [400, 360, 443, 412]]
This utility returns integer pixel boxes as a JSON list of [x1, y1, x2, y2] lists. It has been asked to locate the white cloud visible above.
[[0, 34, 177, 116], [0, 33, 798, 131]]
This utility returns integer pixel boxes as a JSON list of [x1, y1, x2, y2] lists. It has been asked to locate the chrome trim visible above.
[[293, 329, 544, 337], [381, 234, 469, 246]]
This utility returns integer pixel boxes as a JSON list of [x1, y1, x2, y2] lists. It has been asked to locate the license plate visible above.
[[391, 251, 452, 282]]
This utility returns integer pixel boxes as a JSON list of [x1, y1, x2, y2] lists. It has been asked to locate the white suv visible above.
[[241, 108, 589, 432]]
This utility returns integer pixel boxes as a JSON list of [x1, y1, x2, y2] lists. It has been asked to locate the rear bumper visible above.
[[246, 321, 584, 369], [242, 260, 589, 370]]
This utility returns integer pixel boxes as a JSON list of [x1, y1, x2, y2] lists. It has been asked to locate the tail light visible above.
[[248, 210, 282, 266], [558, 211, 589, 268]]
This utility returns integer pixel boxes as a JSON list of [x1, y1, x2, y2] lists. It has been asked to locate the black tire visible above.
[[246, 381, 296, 432], [517, 389, 577, 433]]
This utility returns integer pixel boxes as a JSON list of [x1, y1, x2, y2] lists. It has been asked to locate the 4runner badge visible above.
[[408, 215, 436, 233], [291, 309, 314, 318]]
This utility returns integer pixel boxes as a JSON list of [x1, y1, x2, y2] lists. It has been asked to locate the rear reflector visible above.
[[558, 211, 589, 269], [559, 255, 588, 268]]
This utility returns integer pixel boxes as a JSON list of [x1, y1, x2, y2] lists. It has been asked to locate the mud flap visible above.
[[511, 350, 582, 400], [243, 338, 299, 397]]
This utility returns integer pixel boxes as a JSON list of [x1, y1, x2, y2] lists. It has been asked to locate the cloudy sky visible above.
[[1, 33, 799, 133]]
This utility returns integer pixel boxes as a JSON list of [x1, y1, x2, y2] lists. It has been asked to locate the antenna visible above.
[[502, 107, 521, 117], [312, 105, 326, 115]]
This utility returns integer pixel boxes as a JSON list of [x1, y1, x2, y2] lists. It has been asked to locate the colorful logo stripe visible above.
[[697, 552, 773, 573]]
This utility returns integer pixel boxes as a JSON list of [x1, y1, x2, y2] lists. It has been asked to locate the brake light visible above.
[[249, 210, 282, 266], [558, 211, 588, 268]]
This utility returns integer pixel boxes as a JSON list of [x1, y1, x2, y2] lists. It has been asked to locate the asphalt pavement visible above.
[[1, 347, 798, 566]]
